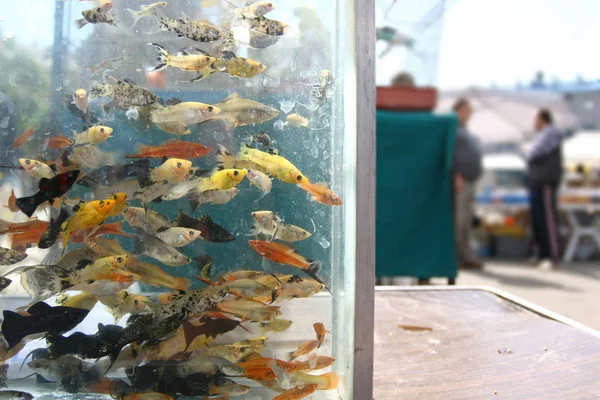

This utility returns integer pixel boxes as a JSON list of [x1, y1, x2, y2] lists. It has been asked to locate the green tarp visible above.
[[376, 111, 458, 279]]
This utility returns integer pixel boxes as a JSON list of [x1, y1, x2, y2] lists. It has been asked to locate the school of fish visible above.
[[0, 1, 342, 399]]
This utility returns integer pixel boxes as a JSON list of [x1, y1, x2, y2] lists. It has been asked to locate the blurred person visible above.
[[452, 98, 483, 269], [526, 109, 562, 270]]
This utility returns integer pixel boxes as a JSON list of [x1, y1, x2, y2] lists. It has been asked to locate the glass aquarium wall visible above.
[[0, 0, 363, 398]]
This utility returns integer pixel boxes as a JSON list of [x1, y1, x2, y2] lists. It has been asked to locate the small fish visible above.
[[173, 211, 235, 243], [125, 260, 190, 291], [159, 15, 223, 42], [248, 240, 328, 289], [160, 179, 197, 201], [224, 278, 272, 299], [150, 158, 193, 183], [273, 384, 318, 400], [12, 128, 35, 149], [271, 275, 325, 301], [285, 113, 309, 127], [202, 336, 267, 363], [174, 354, 245, 377], [56, 292, 98, 310], [148, 43, 215, 73], [69, 145, 118, 169], [127, 1, 168, 27], [275, 224, 312, 242], [186, 188, 239, 212], [131, 228, 191, 266], [60, 198, 116, 247], [75, 3, 116, 29], [314, 322, 329, 348], [217, 270, 264, 284], [237, 144, 308, 184], [90, 75, 160, 109], [310, 69, 334, 110], [260, 319, 293, 334], [251, 210, 281, 239], [290, 371, 339, 390], [19, 158, 55, 180], [78, 160, 151, 188], [249, 132, 272, 147], [72, 88, 89, 112], [26, 355, 102, 392], [1, 302, 90, 349], [85, 55, 125, 75], [293, 356, 336, 371], [290, 339, 319, 359], [247, 15, 288, 36], [191, 50, 265, 82], [230, 0, 275, 17], [16, 170, 80, 218], [210, 93, 279, 129], [0, 247, 27, 265], [46, 323, 125, 360], [97, 290, 148, 322], [155, 227, 202, 247], [298, 181, 343, 206], [216, 299, 281, 322], [209, 377, 251, 396], [154, 122, 192, 136], [74, 125, 113, 145], [38, 207, 70, 249], [151, 102, 220, 127], [246, 168, 272, 198], [0, 390, 33, 400], [44, 135, 75, 149], [122, 207, 170, 234], [236, 356, 296, 381], [194, 168, 247, 193], [126, 139, 211, 159], [70, 221, 131, 243]]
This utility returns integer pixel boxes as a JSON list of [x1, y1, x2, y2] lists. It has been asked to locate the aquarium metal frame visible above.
[[353, 0, 376, 398]]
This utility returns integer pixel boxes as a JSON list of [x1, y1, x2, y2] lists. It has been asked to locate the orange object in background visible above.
[[146, 70, 166, 89], [377, 86, 438, 111], [504, 216, 516, 227]]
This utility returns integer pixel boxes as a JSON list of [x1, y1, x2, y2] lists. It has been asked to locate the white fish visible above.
[[246, 168, 272, 198], [127, 1, 168, 28], [155, 227, 203, 247]]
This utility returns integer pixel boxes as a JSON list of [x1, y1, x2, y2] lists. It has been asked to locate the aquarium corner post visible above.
[[353, 0, 376, 398]]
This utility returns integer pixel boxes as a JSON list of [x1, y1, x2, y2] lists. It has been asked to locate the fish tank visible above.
[[0, 0, 372, 399]]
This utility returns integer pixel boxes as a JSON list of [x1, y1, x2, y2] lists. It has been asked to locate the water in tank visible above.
[[0, 0, 358, 399]]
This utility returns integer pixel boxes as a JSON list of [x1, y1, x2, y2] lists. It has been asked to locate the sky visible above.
[[2, 0, 600, 90]]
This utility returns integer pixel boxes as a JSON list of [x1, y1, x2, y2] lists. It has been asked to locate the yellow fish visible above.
[[195, 169, 247, 192], [74, 125, 113, 145], [237, 144, 308, 184], [191, 51, 266, 82], [55, 292, 98, 310], [19, 158, 55, 180], [150, 158, 193, 183], [151, 102, 221, 126], [149, 43, 215, 73], [96, 290, 148, 322], [61, 198, 116, 247], [107, 192, 127, 217]]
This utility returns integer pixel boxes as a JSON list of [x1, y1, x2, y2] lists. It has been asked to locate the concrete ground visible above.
[[457, 261, 600, 331]]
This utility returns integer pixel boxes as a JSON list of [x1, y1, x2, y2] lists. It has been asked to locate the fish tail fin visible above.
[[173, 277, 190, 291], [187, 194, 200, 213], [15, 193, 42, 218], [127, 9, 141, 28], [75, 18, 88, 29], [1, 310, 27, 349], [307, 260, 322, 276], [215, 144, 235, 168], [198, 257, 212, 282], [148, 43, 169, 72]]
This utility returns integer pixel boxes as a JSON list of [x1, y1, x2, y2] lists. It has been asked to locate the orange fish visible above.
[[298, 181, 343, 206], [290, 339, 318, 359], [70, 221, 132, 243], [121, 393, 174, 400], [248, 240, 328, 290], [0, 218, 48, 235], [6, 189, 19, 212], [44, 135, 75, 149], [273, 384, 318, 400], [237, 356, 297, 381], [292, 371, 339, 390], [216, 299, 281, 322], [12, 128, 35, 149], [95, 271, 139, 283], [126, 261, 190, 292], [293, 356, 336, 371], [126, 139, 212, 159], [313, 322, 329, 348]]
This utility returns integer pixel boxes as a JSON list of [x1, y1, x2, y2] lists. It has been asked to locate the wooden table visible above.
[[374, 287, 600, 399]]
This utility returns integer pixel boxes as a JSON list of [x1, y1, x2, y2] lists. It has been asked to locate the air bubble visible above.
[[0, 117, 9, 129], [273, 120, 284, 131], [126, 107, 139, 121], [317, 236, 330, 249], [279, 99, 295, 113], [310, 146, 319, 158], [213, 130, 225, 142], [263, 75, 280, 88]]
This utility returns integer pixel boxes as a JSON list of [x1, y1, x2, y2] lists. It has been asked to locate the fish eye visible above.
[[99, 200, 104, 206], [134, 299, 139, 306], [205, 57, 211, 61], [296, 175, 303, 181], [117, 257, 123, 263], [259, 64, 264, 69], [176, 162, 182, 168], [208, 106, 214, 112], [268, 3, 273, 7], [233, 170, 239, 176], [25, 159, 31, 164], [100, 127, 105, 133], [189, 230, 194, 236]]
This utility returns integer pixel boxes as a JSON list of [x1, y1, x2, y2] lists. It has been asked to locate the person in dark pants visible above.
[[526, 109, 562, 270]]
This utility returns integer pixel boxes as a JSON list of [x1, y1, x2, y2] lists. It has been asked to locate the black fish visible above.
[[38, 207, 70, 249], [0, 277, 12, 291], [77, 159, 151, 188], [0, 247, 27, 265], [0, 390, 33, 400], [173, 210, 235, 243], [16, 170, 80, 218], [47, 323, 124, 360], [2, 302, 90, 349]]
